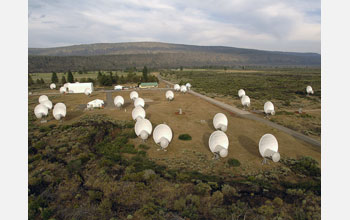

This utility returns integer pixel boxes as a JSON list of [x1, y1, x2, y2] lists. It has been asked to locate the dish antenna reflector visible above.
[[186, 83, 191, 90], [63, 83, 70, 88], [114, 96, 124, 108], [41, 100, 53, 110], [238, 89, 245, 98], [306, 86, 314, 95], [180, 85, 187, 93], [209, 130, 229, 158], [84, 88, 92, 96], [166, 90, 174, 101], [153, 124, 173, 150], [59, 87, 66, 94], [54, 103, 66, 111], [132, 106, 146, 121], [259, 134, 280, 163], [174, 84, 180, 91], [264, 101, 275, 115], [34, 104, 49, 119], [130, 91, 139, 100], [53, 105, 67, 120], [135, 118, 153, 140], [213, 113, 228, 132], [50, 83, 56, 89], [134, 97, 145, 108], [38, 95, 49, 104], [241, 95, 250, 108]]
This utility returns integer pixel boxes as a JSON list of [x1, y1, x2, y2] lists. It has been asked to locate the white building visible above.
[[114, 85, 123, 90], [87, 99, 104, 108], [67, 82, 94, 93]]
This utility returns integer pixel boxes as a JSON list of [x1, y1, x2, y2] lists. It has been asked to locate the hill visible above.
[[28, 42, 320, 72]]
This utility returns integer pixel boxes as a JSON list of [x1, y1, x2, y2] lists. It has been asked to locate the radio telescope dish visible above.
[[84, 88, 92, 96], [238, 89, 245, 98], [153, 124, 173, 149], [134, 97, 145, 108], [63, 83, 70, 88], [53, 106, 67, 120], [132, 106, 146, 121], [41, 100, 53, 110], [209, 130, 229, 158], [34, 104, 48, 119], [259, 134, 280, 162], [186, 83, 191, 90], [165, 90, 174, 101], [59, 87, 66, 94], [54, 103, 66, 111], [174, 84, 180, 91], [180, 85, 187, 93], [213, 113, 228, 132], [306, 86, 314, 95], [130, 91, 139, 100], [241, 95, 250, 107], [135, 118, 153, 140], [50, 83, 56, 89], [114, 96, 124, 108], [38, 95, 49, 104], [264, 101, 275, 115]]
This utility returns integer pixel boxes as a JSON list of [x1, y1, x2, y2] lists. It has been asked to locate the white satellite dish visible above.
[[134, 97, 145, 108], [54, 103, 66, 111], [241, 95, 250, 108], [306, 86, 314, 95], [114, 96, 124, 108], [34, 104, 49, 119], [180, 85, 187, 93], [153, 124, 173, 149], [213, 113, 228, 132], [130, 91, 139, 100], [38, 95, 49, 104], [174, 84, 180, 91], [135, 118, 153, 141], [186, 83, 191, 90], [50, 83, 56, 89], [238, 89, 245, 98], [264, 101, 275, 115], [59, 87, 66, 94], [259, 134, 280, 163], [132, 106, 146, 121], [84, 88, 92, 96], [209, 130, 229, 158], [53, 106, 67, 120], [63, 83, 70, 88], [41, 100, 53, 110], [165, 90, 174, 101]]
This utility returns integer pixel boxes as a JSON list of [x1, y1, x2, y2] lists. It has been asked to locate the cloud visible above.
[[29, 0, 320, 53]]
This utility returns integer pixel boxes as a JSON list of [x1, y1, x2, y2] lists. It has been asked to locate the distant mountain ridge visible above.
[[28, 42, 320, 72]]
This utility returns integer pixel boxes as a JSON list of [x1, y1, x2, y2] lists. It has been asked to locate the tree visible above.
[[67, 70, 74, 83], [78, 70, 83, 75], [61, 76, 67, 84], [114, 72, 119, 84], [36, 79, 41, 84], [28, 75, 34, 86], [51, 72, 59, 83], [142, 66, 148, 82], [40, 78, 45, 84], [180, 66, 183, 71]]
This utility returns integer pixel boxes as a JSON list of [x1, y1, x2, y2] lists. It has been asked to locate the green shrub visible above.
[[34, 141, 46, 150], [178, 134, 192, 141], [41, 207, 53, 220], [88, 190, 103, 203], [194, 182, 211, 195], [39, 126, 50, 133], [273, 197, 283, 207], [67, 159, 82, 174], [138, 144, 150, 150], [227, 158, 241, 167]]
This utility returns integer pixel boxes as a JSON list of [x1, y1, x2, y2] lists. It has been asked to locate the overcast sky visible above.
[[29, 0, 320, 53]]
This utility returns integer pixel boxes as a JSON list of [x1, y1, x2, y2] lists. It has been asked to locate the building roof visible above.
[[139, 82, 158, 86]]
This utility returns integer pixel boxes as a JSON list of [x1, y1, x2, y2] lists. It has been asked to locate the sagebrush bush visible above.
[[227, 158, 241, 167], [178, 134, 192, 140]]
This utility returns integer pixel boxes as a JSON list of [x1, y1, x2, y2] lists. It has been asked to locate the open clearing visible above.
[[29, 88, 320, 175]]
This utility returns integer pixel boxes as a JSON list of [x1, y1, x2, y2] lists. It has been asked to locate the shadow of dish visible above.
[[206, 119, 216, 130], [202, 132, 211, 153], [238, 135, 260, 158]]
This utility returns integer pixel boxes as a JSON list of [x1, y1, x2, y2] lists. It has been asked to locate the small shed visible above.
[[67, 82, 94, 93], [139, 82, 158, 89], [114, 85, 123, 90], [87, 99, 104, 109]]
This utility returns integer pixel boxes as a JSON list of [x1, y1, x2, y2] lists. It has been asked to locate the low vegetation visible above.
[[178, 133, 192, 141], [28, 113, 320, 219]]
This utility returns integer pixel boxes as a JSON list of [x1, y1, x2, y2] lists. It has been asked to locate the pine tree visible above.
[[142, 66, 148, 82], [51, 72, 59, 83], [67, 70, 74, 83], [61, 76, 67, 84], [28, 74, 34, 86], [40, 78, 45, 84]]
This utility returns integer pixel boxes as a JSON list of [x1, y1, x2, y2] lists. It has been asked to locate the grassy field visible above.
[[161, 68, 321, 140], [28, 88, 320, 219]]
